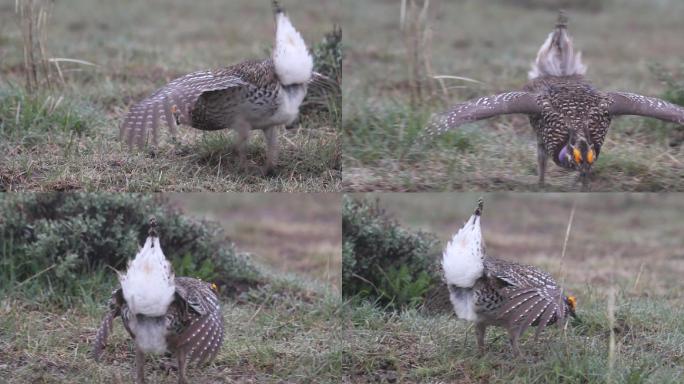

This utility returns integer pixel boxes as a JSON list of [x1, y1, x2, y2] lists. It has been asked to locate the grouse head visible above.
[[559, 129, 597, 184], [564, 294, 578, 318]]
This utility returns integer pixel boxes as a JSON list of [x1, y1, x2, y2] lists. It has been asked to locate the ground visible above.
[[342, 0, 684, 192], [0, 0, 341, 192], [342, 194, 684, 383], [0, 194, 343, 383]]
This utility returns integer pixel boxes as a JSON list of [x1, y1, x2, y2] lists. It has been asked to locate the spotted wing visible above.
[[425, 92, 541, 138], [485, 258, 558, 289], [607, 92, 684, 125], [486, 258, 566, 339], [92, 288, 124, 361], [497, 285, 566, 340], [120, 69, 249, 148], [174, 277, 224, 364]]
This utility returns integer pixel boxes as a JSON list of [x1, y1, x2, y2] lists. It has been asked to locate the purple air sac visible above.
[[558, 146, 570, 166]]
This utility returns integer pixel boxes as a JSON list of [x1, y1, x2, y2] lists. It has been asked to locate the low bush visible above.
[[648, 64, 684, 147], [342, 196, 439, 309], [301, 26, 343, 124], [0, 193, 261, 306]]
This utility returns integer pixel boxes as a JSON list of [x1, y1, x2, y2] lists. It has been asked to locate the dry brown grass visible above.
[[15, 0, 53, 92], [170, 193, 342, 291]]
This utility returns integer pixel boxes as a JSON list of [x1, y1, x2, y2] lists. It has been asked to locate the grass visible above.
[[0, 0, 340, 192], [342, 294, 683, 383], [342, 0, 684, 191], [0, 194, 343, 383], [342, 194, 684, 383], [0, 275, 343, 384]]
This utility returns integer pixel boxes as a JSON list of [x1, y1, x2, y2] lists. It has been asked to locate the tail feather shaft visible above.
[[529, 11, 587, 79]]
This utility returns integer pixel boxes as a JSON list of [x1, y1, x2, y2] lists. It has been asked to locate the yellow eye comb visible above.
[[572, 148, 582, 164]]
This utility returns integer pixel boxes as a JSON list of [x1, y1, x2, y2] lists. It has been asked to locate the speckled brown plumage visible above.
[[443, 199, 576, 356], [524, 75, 612, 166], [455, 256, 574, 356], [92, 220, 223, 384], [119, 1, 320, 174], [93, 278, 223, 361], [425, 12, 684, 189]]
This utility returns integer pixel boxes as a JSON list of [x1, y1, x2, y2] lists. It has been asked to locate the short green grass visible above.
[[342, 0, 684, 191], [342, 294, 683, 384], [0, 275, 343, 384], [342, 194, 684, 383], [0, 0, 340, 192]]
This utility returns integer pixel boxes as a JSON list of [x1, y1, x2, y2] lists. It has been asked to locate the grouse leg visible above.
[[262, 125, 280, 176], [579, 172, 590, 192], [233, 118, 251, 171], [475, 323, 487, 355], [177, 348, 188, 384], [536, 140, 547, 187], [507, 327, 523, 358], [135, 346, 146, 384]]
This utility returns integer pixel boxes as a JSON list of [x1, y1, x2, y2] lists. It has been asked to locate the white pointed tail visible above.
[[119, 236, 175, 317], [529, 17, 587, 79], [442, 208, 485, 288], [273, 11, 313, 85]]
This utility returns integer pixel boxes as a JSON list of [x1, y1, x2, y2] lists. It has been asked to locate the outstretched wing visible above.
[[174, 277, 224, 364], [607, 92, 684, 125], [120, 69, 249, 148], [497, 285, 566, 340], [92, 288, 124, 361], [425, 92, 541, 138]]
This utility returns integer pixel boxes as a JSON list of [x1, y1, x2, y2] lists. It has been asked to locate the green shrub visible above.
[[651, 65, 684, 107], [300, 26, 342, 125], [648, 64, 684, 147], [0, 193, 261, 306], [312, 25, 342, 87], [342, 196, 439, 309]]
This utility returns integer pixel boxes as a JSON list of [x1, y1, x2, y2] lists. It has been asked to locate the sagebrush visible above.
[[342, 196, 439, 309], [0, 193, 261, 306]]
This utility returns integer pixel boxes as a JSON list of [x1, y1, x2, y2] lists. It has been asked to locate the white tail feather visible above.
[[273, 12, 313, 85], [529, 29, 587, 79], [442, 213, 485, 288], [119, 236, 175, 317]]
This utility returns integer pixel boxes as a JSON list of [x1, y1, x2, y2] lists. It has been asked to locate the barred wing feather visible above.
[[498, 286, 566, 340], [120, 70, 248, 148], [174, 277, 224, 364]]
